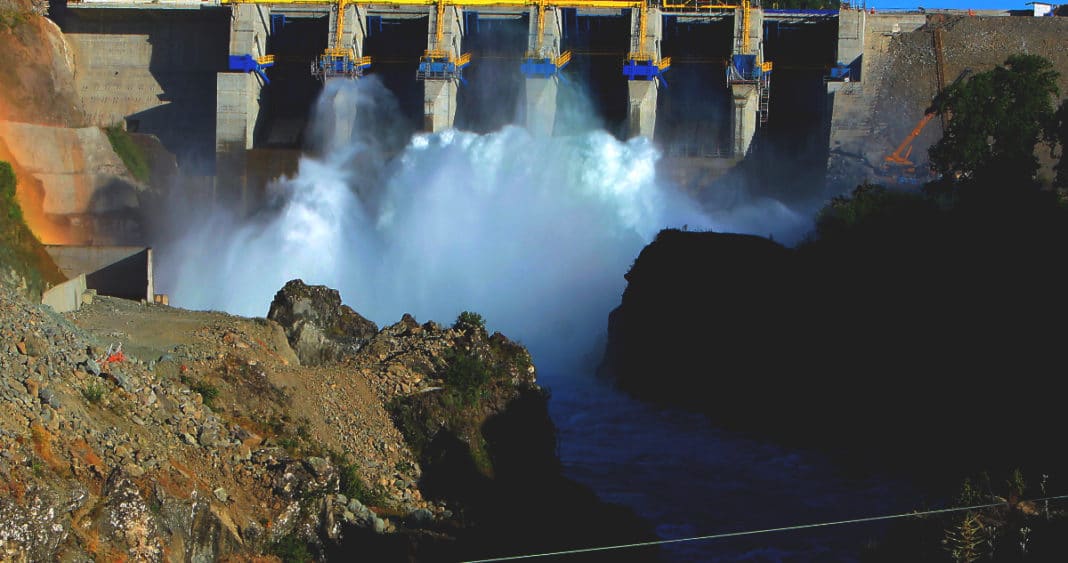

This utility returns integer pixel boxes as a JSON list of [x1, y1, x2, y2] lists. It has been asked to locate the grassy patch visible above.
[[269, 532, 313, 563], [81, 381, 105, 404], [338, 462, 387, 507], [104, 126, 150, 183], [190, 381, 219, 407], [0, 161, 66, 298]]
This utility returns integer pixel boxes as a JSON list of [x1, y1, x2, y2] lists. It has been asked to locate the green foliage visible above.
[[814, 183, 934, 240], [956, 478, 984, 507], [277, 436, 300, 456], [454, 310, 487, 334], [930, 54, 1060, 187], [269, 532, 313, 563], [0, 8, 29, 31], [104, 126, 151, 183], [1007, 468, 1028, 498], [189, 380, 219, 407], [81, 381, 106, 404], [0, 160, 65, 298], [0, 161, 21, 224], [442, 348, 493, 403], [339, 463, 386, 507]]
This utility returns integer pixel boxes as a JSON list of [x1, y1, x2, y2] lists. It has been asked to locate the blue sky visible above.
[[867, 0, 1040, 10]]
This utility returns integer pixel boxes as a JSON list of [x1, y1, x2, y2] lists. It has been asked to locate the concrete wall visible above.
[[826, 14, 1068, 192], [0, 121, 140, 216], [42, 274, 86, 314], [62, 7, 230, 173], [44, 245, 154, 302]]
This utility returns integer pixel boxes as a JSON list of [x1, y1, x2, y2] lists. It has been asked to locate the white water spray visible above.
[[161, 78, 800, 371]]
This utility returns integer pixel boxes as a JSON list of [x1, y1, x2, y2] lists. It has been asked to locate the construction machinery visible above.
[[880, 110, 936, 185], [228, 54, 276, 83], [879, 69, 970, 186]]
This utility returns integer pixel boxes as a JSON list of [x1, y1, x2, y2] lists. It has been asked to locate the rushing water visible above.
[[160, 78, 916, 561]]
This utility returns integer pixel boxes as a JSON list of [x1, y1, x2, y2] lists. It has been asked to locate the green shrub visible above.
[[81, 381, 105, 404], [0, 161, 22, 223], [104, 126, 150, 183], [270, 532, 313, 563], [339, 463, 386, 507], [0, 161, 66, 298], [277, 436, 299, 456], [0, 8, 29, 31], [454, 311, 486, 334], [442, 348, 492, 402], [190, 381, 219, 407]]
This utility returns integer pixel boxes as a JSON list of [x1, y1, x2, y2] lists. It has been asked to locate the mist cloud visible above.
[[159, 77, 807, 373]]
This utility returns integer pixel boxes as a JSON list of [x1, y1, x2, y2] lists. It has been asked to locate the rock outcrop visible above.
[[600, 223, 1068, 479], [267, 279, 378, 366], [0, 276, 654, 561]]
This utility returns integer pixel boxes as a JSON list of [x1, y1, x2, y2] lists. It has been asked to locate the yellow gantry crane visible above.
[[222, 0, 763, 90]]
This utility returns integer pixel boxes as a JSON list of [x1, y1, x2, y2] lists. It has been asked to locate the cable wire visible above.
[[463, 494, 1068, 562]]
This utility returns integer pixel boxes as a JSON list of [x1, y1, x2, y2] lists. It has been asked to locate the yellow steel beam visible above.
[[535, 0, 546, 54], [741, 0, 749, 54], [334, 0, 347, 49], [222, 0, 647, 9], [435, 0, 445, 49], [637, 0, 646, 55], [661, 0, 736, 8]]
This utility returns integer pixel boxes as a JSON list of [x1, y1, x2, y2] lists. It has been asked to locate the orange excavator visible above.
[[881, 111, 937, 182], [880, 68, 971, 186]]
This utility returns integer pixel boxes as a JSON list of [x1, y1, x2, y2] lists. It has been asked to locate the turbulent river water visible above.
[[161, 78, 917, 561]]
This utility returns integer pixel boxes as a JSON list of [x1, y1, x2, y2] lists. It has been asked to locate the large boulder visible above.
[[267, 279, 378, 366]]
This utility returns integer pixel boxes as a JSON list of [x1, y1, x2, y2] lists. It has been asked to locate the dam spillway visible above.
[[52, 0, 1068, 195]]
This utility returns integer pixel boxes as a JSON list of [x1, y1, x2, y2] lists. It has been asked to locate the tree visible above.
[[930, 54, 1060, 188]]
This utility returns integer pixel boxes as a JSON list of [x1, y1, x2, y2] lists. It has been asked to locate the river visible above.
[[544, 372, 919, 562]]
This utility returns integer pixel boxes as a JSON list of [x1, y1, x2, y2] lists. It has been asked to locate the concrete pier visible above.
[[835, 8, 865, 81], [626, 7, 662, 139], [424, 5, 465, 132], [216, 4, 270, 154], [524, 6, 563, 136], [728, 6, 763, 156], [731, 84, 759, 156], [216, 4, 270, 209]]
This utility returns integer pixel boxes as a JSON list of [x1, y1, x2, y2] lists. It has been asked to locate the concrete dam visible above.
[[50, 0, 1068, 195]]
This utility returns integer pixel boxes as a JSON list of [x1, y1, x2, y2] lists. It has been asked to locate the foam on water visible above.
[[161, 78, 727, 370]]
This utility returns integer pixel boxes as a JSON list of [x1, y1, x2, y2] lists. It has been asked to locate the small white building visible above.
[[1026, 2, 1055, 16]]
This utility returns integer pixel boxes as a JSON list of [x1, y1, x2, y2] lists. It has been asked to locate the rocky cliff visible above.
[[0, 277, 654, 561]]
